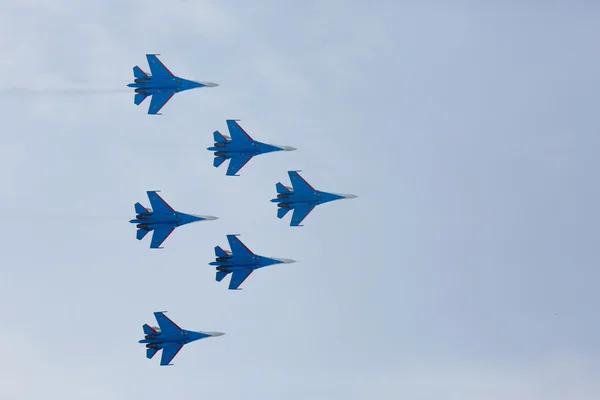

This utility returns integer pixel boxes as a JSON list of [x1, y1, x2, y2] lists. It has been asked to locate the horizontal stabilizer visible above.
[[277, 207, 290, 219], [213, 156, 227, 168], [135, 202, 150, 215], [215, 246, 229, 257], [133, 66, 148, 78], [147, 348, 159, 359], [276, 182, 292, 194], [216, 270, 229, 282], [134, 93, 148, 105], [213, 130, 229, 143], [137, 228, 149, 241], [143, 324, 157, 335]]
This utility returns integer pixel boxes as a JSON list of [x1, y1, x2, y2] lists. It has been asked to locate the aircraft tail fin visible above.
[[213, 156, 227, 168], [135, 202, 150, 215], [215, 246, 229, 257], [146, 348, 159, 359], [134, 93, 148, 105], [213, 130, 229, 143], [137, 228, 149, 241], [277, 207, 291, 219], [276, 182, 292, 194], [133, 66, 148, 78], [216, 270, 230, 282], [143, 324, 156, 336]]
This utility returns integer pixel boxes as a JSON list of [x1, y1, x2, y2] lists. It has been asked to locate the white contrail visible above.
[[0, 87, 130, 95]]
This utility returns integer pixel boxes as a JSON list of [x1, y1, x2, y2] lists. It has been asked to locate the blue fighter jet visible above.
[[139, 311, 225, 366], [130, 191, 218, 249], [207, 119, 296, 176], [209, 234, 296, 290], [127, 54, 219, 114], [271, 171, 357, 226]]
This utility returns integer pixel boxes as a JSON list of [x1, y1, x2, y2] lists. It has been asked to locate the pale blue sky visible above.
[[0, 1, 599, 399]]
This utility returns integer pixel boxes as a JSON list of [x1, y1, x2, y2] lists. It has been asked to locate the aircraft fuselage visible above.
[[270, 190, 346, 208], [129, 212, 202, 229]]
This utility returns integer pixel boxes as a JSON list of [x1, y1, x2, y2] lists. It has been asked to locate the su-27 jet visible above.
[[139, 312, 224, 366], [271, 171, 357, 226], [209, 234, 296, 290], [130, 191, 218, 249], [127, 54, 219, 114], [208, 119, 296, 176]]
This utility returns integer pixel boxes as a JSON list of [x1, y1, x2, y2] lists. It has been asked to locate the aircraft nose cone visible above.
[[203, 82, 219, 88], [206, 331, 225, 337], [276, 258, 296, 264], [199, 215, 219, 221], [340, 193, 358, 199], [273, 144, 296, 152]]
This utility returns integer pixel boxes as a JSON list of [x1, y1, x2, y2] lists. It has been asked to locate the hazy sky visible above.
[[0, 1, 599, 399]]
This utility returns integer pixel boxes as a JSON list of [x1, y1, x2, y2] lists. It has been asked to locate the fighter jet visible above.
[[130, 190, 218, 249], [209, 234, 296, 290], [207, 119, 296, 176], [127, 54, 219, 115], [139, 311, 224, 366], [271, 171, 357, 226]]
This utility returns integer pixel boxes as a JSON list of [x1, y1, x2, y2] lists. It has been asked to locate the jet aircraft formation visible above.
[[127, 54, 357, 365]]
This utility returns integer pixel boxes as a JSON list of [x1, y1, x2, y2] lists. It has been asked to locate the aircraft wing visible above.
[[290, 205, 315, 226], [288, 171, 315, 194], [146, 54, 174, 77], [148, 92, 175, 114], [150, 227, 175, 249], [226, 120, 254, 142], [226, 235, 254, 257], [147, 191, 175, 215], [154, 312, 182, 335], [226, 155, 253, 176], [160, 344, 184, 366], [229, 269, 253, 290]]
